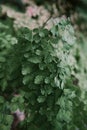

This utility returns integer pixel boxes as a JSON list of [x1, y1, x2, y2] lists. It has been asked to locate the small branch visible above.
[[42, 15, 52, 28]]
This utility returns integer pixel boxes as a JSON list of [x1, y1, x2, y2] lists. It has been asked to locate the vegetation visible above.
[[0, 0, 87, 130]]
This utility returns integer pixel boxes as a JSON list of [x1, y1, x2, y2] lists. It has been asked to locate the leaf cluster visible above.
[[0, 19, 87, 130]]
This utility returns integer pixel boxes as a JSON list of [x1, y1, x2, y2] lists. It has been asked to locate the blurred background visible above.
[[0, 0, 87, 30]]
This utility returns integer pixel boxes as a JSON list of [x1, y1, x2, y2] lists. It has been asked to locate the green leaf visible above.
[[39, 31, 45, 37], [44, 77, 50, 84], [25, 30, 33, 41], [28, 56, 41, 63], [34, 75, 44, 84], [35, 50, 42, 56], [22, 66, 32, 75], [34, 34, 40, 43], [51, 26, 58, 36], [37, 96, 46, 103], [23, 74, 34, 85], [54, 77, 60, 88]]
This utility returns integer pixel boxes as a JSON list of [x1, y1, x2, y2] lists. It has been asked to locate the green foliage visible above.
[[0, 19, 87, 130], [19, 20, 76, 129]]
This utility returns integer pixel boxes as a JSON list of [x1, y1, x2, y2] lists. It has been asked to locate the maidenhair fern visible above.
[[0, 19, 87, 130]]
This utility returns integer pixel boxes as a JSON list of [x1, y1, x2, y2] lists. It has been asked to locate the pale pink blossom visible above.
[[14, 109, 25, 121], [26, 6, 39, 17]]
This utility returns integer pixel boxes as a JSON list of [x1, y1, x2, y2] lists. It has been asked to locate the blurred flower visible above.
[[26, 6, 39, 17], [13, 109, 25, 121]]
